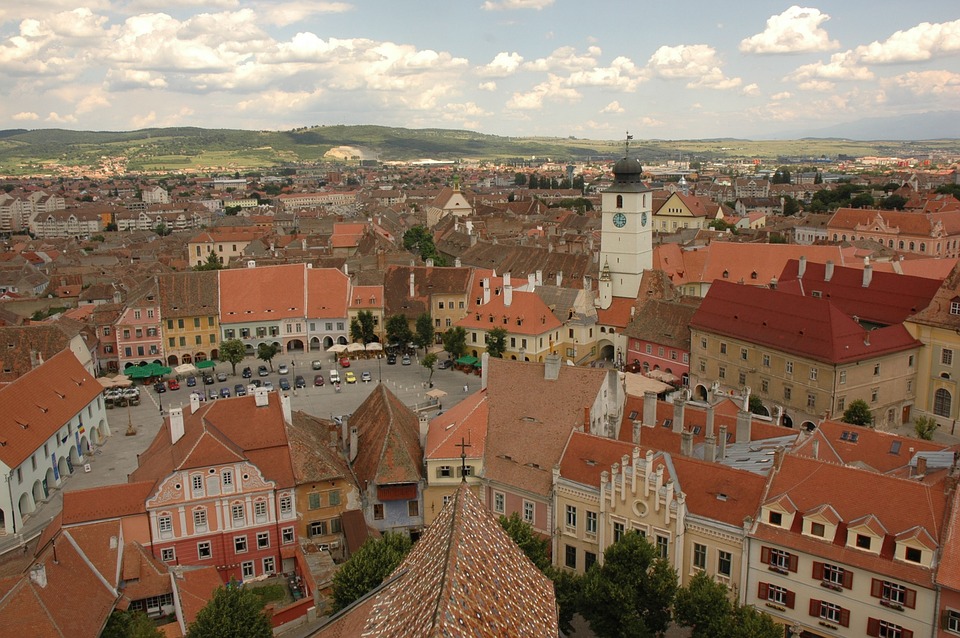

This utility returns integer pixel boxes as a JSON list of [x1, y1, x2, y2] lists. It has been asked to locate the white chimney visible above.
[[527, 272, 536, 292], [169, 407, 185, 445], [798, 255, 807, 279], [504, 284, 513, 307], [556, 270, 563, 287], [425, 258, 434, 268], [254, 387, 269, 407], [583, 275, 592, 292], [482, 278, 491, 305], [544, 354, 561, 381], [504, 272, 511, 288], [343, 262, 349, 276], [190, 392, 201, 414], [280, 393, 292, 425], [536, 270, 543, 286], [824, 260, 834, 282], [863, 264, 873, 288], [246, 260, 256, 268], [29, 564, 47, 588], [419, 413, 430, 449], [643, 391, 657, 427], [481, 352, 490, 390], [455, 257, 462, 267], [736, 410, 752, 443], [409, 272, 415, 298], [349, 426, 359, 463]]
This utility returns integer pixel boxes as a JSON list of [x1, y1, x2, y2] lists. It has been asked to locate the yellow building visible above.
[[653, 192, 719, 234], [158, 271, 221, 366], [187, 227, 268, 267], [422, 398, 487, 525]]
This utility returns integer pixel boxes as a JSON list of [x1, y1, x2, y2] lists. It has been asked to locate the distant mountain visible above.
[[766, 111, 960, 141]]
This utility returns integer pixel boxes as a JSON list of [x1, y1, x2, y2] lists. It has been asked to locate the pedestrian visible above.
[[463, 384, 468, 393]]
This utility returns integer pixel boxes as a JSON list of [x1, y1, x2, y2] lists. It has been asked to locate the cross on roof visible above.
[[456, 436, 471, 482]]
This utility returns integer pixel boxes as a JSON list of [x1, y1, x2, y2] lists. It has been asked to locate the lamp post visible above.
[[616, 346, 623, 371]]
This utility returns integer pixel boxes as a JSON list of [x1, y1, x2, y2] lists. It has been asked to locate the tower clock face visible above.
[[641, 212, 648, 227], [613, 212, 627, 228]]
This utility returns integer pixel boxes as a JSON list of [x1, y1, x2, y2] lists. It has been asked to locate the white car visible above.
[[329, 370, 341, 385], [278, 364, 289, 375]]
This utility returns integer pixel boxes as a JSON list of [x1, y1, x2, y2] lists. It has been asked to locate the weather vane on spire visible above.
[[625, 131, 633, 157]]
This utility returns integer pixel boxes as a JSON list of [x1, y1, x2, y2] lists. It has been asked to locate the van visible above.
[[329, 370, 341, 384]]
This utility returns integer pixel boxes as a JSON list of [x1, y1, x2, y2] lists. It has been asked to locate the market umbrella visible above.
[[327, 344, 348, 353], [175, 363, 198, 377], [196, 360, 216, 369], [365, 342, 383, 351], [346, 342, 365, 353], [426, 388, 447, 399]]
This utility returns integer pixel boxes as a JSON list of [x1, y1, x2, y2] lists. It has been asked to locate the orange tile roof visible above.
[[174, 566, 224, 628], [457, 289, 561, 335], [0, 350, 101, 468], [596, 295, 636, 328], [426, 392, 488, 460], [348, 285, 383, 309], [63, 520, 123, 588], [350, 384, 423, 487], [219, 263, 306, 322], [558, 431, 639, 488], [306, 268, 349, 318], [672, 455, 767, 527], [935, 490, 960, 590], [61, 481, 154, 525]]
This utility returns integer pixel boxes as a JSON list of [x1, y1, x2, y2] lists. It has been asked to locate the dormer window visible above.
[[768, 511, 783, 526], [904, 547, 922, 563], [856, 534, 872, 550], [811, 522, 825, 537]]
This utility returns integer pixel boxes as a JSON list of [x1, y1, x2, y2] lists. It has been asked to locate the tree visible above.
[[331, 532, 412, 612], [546, 566, 583, 635], [414, 313, 434, 352], [748, 395, 766, 416], [914, 415, 938, 440], [730, 602, 783, 638], [881, 194, 908, 210], [194, 252, 224, 271], [514, 172, 527, 186], [771, 168, 791, 184], [842, 399, 873, 426], [256, 342, 281, 372], [422, 352, 438, 385], [782, 195, 800, 216], [385, 314, 413, 349], [581, 531, 677, 638], [485, 327, 507, 359], [186, 582, 272, 638], [849, 192, 875, 209], [674, 572, 736, 637], [402, 225, 444, 265], [350, 310, 377, 344], [101, 610, 164, 638], [350, 317, 364, 344], [218, 339, 246, 376], [442, 326, 468, 360], [498, 513, 550, 571], [154, 223, 171, 236]]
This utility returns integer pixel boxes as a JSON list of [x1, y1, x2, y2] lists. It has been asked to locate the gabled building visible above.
[[116, 279, 164, 369], [305, 267, 350, 353], [827, 207, 960, 259], [187, 227, 270, 268], [653, 191, 720, 234], [157, 270, 220, 367], [219, 263, 306, 355], [426, 183, 474, 228], [383, 265, 473, 342]]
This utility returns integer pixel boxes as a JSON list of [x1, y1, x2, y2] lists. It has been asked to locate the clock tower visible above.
[[599, 150, 653, 304]]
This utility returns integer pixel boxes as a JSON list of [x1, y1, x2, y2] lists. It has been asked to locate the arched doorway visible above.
[[801, 421, 817, 431], [167, 355, 179, 366], [45, 467, 56, 493], [210, 348, 219, 360], [58, 456, 70, 478], [182, 354, 193, 364], [934, 388, 952, 417], [337, 336, 348, 345], [323, 336, 334, 349], [80, 436, 90, 455], [244, 343, 255, 355], [782, 413, 794, 428], [69, 445, 82, 466], [0, 507, 5, 532], [287, 339, 304, 352], [598, 343, 614, 362], [310, 337, 322, 351], [18, 492, 33, 518], [694, 384, 708, 401], [32, 480, 44, 505]]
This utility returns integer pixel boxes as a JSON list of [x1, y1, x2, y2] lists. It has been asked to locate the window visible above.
[[645, 343, 653, 354], [761, 379, 769, 394], [904, 546, 922, 563], [158, 514, 173, 535], [952, 301, 960, 315], [739, 371, 747, 386], [279, 495, 292, 515], [693, 543, 707, 570], [838, 397, 846, 412], [857, 534, 872, 550], [840, 370, 846, 384], [585, 552, 597, 571], [234, 536, 248, 553], [198, 541, 212, 559], [192, 474, 204, 494], [408, 500, 419, 517], [810, 522, 825, 537], [700, 338, 707, 350], [523, 500, 535, 524], [242, 561, 255, 579], [809, 367, 818, 381], [944, 349, 954, 366], [565, 545, 577, 569], [946, 609, 960, 634], [762, 354, 770, 367], [784, 387, 792, 401], [815, 601, 846, 626], [586, 511, 598, 535], [310, 521, 328, 536], [193, 509, 207, 530], [161, 548, 175, 562], [719, 343, 727, 355], [867, 618, 908, 638], [373, 504, 384, 520], [232, 503, 245, 524], [764, 583, 791, 606], [874, 363, 881, 376], [807, 393, 817, 409], [328, 490, 340, 506], [457, 465, 473, 477], [437, 466, 452, 478], [873, 579, 916, 608], [493, 492, 505, 514], [786, 360, 793, 374], [718, 550, 732, 577], [718, 366, 726, 379], [308, 492, 321, 510], [741, 348, 748, 361], [613, 522, 625, 543], [565, 505, 577, 530], [768, 511, 783, 526], [222, 470, 233, 487], [935, 388, 953, 417], [282, 528, 295, 544], [263, 556, 276, 575], [254, 500, 267, 521], [763, 547, 797, 572]]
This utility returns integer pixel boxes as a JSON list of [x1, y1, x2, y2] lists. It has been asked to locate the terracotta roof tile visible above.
[[672, 455, 767, 526], [425, 392, 488, 460], [350, 384, 423, 487], [157, 270, 219, 318], [305, 268, 349, 319], [219, 264, 306, 323], [288, 411, 355, 484]]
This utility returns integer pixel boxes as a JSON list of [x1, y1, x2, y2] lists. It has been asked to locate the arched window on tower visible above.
[[616, 195, 623, 209]]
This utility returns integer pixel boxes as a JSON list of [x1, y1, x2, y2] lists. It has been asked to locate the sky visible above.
[[0, 1, 958, 140]]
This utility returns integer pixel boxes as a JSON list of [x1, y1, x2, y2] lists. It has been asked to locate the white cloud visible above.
[[884, 70, 960, 96], [11, 111, 39, 121], [506, 74, 580, 110], [130, 110, 157, 128], [105, 68, 169, 90], [855, 19, 960, 64], [740, 6, 839, 54], [797, 80, 834, 92], [639, 116, 663, 127], [253, 2, 353, 27], [45, 111, 76, 123], [600, 101, 624, 114], [787, 51, 873, 83], [523, 45, 602, 72], [771, 91, 792, 100], [741, 83, 760, 96], [647, 44, 741, 89], [481, 0, 554, 10], [477, 51, 523, 77], [478, 81, 497, 91]]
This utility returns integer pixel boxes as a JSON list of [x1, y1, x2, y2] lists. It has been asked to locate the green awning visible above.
[[125, 366, 152, 379], [456, 355, 478, 366], [196, 360, 216, 369]]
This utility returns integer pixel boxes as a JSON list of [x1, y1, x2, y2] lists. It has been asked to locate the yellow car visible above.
[[345, 371, 357, 384]]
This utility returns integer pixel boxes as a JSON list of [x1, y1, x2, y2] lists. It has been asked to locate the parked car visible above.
[[339, 357, 351, 368], [387, 354, 397, 365], [401, 355, 412, 366], [258, 365, 269, 377], [186, 376, 197, 387], [167, 379, 180, 390], [329, 370, 341, 385], [278, 364, 289, 375], [294, 375, 306, 389], [345, 371, 357, 384], [314, 374, 325, 387], [208, 389, 218, 400], [311, 360, 323, 370], [361, 371, 372, 383], [263, 380, 274, 391], [242, 367, 252, 379], [279, 377, 291, 391], [438, 359, 453, 370], [216, 371, 228, 382], [220, 387, 231, 398], [234, 384, 247, 396], [250, 379, 262, 388], [154, 381, 166, 393], [203, 374, 214, 385]]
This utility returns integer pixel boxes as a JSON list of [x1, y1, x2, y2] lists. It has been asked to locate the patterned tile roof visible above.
[[316, 483, 557, 637], [287, 411, 354, 484], [350, 384, 423, 487]]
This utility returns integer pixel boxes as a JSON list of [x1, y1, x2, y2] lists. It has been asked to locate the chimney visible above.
[[644, 450, 655, 498], [247, 259, 257, 268], [349, 426, 359, 463], [798, 255, 807, 279], [705, 404, 716, 437], [681, 430, 693, 457], [480, 352, 489, 390], [824, 260, 834, 282], [169, 407, 185, 445], [704, 434, 717, 463], [29, 564, 47, 589], [583, 407, 591, 433], [863, 264, 873, 288], [455, 257, 462, 267], [504, 284, 513, 307], [482, 278, 490, 305], [190, 392, 200, 414], [544, 354, 561, 381], [773, 446, 786, 470], [643, 391, 657, 426], [280, 393, 292, 425], [769, 277, 777, 290], [742, 387, 752, 413], [527, 272, 536, 292], [736, 410, 752, 443], [536, 270, 543, 286], [556, 270, 563, 287], [664, 480, 674, 524], [672, 394, 685, 434], [340, 415, 349, 451], [811, 439, 819, 459], [409, 272, 415, 298], [632, 420, 641, 445], [343, 262, 350, 276], [254, 387, 269, 407], [425, 258, 434, 268], [419, 412, 430, 449], [718, 425, 728, 460], [917, 455, 928, 476], [654, 466, 664, 512], [504, 272, 511, 288], [583, 275, 592, 292]]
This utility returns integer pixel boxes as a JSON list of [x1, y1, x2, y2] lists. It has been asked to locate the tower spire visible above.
[[624, 131, 633, 157]]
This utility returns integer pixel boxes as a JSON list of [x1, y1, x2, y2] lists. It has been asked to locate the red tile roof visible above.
[[61, 481, 154, 525], [457, 289, 561, 335], [425, 392, 488, 460], [935, 490, 960, 590], [305, 268, 349, 319], [690, 280, 921, 364], [219, 264, 306, 322], [672, 455, 767, 526], [350, 384, 423, 487], [559, 431, 639, 488]]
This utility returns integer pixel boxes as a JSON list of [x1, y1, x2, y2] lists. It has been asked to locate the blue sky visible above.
[[0, 1, 958, 139]]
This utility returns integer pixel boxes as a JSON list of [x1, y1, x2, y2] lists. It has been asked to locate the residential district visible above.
[[1, 147, 960, 637]]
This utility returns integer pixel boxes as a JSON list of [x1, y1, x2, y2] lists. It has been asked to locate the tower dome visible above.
[[609, 156, 645, 192]]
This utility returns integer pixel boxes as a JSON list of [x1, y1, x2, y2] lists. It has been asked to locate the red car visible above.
[[167, 379, 180, 391], [339, 357, 350, 368]]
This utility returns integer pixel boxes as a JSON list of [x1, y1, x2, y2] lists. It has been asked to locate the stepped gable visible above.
[[691, 280, 920, 365], [350, 384, 423, 487]]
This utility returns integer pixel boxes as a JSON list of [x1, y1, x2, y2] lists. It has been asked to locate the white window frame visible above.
[[241, 561, 255, 579], [565, 504, 577, 530], [197, 541, 212, 559], [234, 535, 248, 553], [161, 547, 175, 562], [523, 500, 535, 524], [493, 491, 505, 514]]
